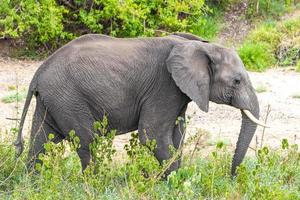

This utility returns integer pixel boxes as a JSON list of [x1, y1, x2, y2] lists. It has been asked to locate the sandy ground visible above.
[[0, 57, 299, 155]]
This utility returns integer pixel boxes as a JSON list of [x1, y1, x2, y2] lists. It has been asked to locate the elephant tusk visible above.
[[242, 109, 270, 128]]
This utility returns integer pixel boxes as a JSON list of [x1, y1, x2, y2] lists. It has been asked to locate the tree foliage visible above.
[[0, 0, 211, 52]]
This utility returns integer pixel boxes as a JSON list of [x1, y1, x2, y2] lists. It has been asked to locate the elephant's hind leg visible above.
[[50, 102, 96, 171], [27, 96, 64, 171]]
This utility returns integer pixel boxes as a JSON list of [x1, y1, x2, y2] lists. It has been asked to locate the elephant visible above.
[[14, 32, 267, 176]]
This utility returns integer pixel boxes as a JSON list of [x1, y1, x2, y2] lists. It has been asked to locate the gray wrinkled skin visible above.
[[15, 33, 259, 176]]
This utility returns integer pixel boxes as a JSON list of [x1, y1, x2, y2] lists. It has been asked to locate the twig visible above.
[[255, 135, 258, 156], [256, 0, 260, 14], [177, 118, 185, 149], [5, 118, 21, 121], [249, 146, 256, 151], [189, 133, 204, 165], [260, 104, 271, 148], [15, 72, 20, 128], [89, 0, 94, 11]]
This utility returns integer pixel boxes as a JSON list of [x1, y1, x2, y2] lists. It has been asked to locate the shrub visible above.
[[0, 0, 221, 56], [248, 22, 282, 52], [0, 0, 74, 51], [238, 42, 275, 71], [78, 0, 208, 37]]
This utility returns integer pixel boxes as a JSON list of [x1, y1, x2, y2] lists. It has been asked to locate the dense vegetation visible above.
[[1, 1, 299, 71], [0, 0, 218, 53], [0, 119, 299, 200]]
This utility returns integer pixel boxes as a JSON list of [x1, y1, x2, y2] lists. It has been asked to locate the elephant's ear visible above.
[[166, 42, 220, 112]]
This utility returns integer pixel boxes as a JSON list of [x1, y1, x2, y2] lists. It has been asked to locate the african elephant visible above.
[[14, 33, 267, 176]]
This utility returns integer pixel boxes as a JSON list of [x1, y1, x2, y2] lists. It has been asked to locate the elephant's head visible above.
[[166, 40, 267, 176]]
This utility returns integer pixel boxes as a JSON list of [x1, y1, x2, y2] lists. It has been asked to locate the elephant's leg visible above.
[[139, 124, 178, 176], [58, 120, 94, 171], [76, 132, 94, 171], [27, 97, 63, 170], [172, 105, 187, 167], [138, 104, 182, 176], [173, 105, 187, 149], [51, 104, 95, 171]]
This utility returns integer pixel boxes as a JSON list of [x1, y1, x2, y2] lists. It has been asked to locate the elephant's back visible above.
[[33, 35, 177, 99]]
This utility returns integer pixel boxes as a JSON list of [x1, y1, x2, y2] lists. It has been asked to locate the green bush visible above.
[[0, 0, 223, 55], [0, 0, 74, 51], [77, 0, 208, 37], [238, 22, 280, 71], [248, 22, 282, 52], [239, 42, 275, 71]]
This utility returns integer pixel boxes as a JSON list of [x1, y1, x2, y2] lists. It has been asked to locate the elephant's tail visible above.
[[14, 81, 36, 157]]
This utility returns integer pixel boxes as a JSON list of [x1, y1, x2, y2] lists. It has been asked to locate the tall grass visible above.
[[0, 118, 299, 199]]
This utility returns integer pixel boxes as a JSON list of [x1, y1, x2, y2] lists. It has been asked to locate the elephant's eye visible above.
[[234, 78, 240, 85]]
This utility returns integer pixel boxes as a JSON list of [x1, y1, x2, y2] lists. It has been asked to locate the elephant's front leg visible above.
[[173, 105, 187, 149], [139, 123, 178, 177], [172, 105, 187, 168], [138, 103, 184, 177]]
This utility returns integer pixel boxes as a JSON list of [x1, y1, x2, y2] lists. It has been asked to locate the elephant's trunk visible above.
[[231, 96, 259, 176]]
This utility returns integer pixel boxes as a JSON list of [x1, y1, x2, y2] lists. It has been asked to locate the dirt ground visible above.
[[0, 57, 299, 154]]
